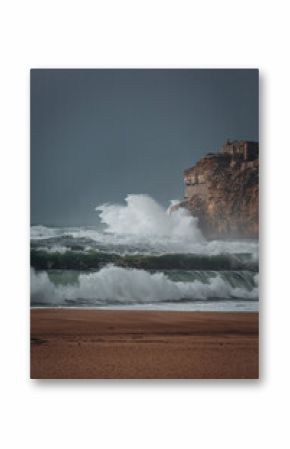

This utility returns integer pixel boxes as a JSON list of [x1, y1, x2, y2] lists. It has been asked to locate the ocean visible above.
[[30, 194, 259, 311]]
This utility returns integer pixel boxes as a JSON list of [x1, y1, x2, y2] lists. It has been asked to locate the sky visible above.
[[31, 69, 258, 226]]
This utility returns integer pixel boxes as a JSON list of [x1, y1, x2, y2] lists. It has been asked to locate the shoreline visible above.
[[31, 305, 259, 309], [30, 303, 259, 312], [31, 309, 259, 379]]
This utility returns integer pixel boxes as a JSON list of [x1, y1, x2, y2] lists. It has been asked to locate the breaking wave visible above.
[[31, 195, 259, 311], [31, 265, 258, 306], [31, 249, 258, 271], [31, 194, 259, 258], [96, 194, 205, 241]]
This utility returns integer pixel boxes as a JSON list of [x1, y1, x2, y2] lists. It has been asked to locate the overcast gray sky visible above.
[[31, 69, 258, 226]]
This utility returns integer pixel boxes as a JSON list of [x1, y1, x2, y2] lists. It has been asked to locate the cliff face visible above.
[[177, 141, 259, 239]]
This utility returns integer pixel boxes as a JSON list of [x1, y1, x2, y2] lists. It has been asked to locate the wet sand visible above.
[[31, 309, 259, 379]]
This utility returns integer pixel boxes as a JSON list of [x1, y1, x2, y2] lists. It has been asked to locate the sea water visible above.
[[30, 194, 259, 311]]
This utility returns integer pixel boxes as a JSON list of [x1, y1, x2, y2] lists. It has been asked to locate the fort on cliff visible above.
[[178, 140, 259, 239]]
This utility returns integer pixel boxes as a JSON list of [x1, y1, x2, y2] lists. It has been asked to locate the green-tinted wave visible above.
[[31, 249, 258, 271]]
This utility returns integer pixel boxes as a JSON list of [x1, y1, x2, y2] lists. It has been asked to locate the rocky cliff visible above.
[[176, 140, 259, 239]]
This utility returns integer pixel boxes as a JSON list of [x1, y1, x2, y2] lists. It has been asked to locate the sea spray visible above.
[[93, 194, 258, 257], [31, 195, 259, 258], [31, 265, 258, 306], [30, 194, 259, 311], [96, 194, 205, 241]]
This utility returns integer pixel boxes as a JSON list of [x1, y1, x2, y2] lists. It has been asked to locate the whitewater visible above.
[[31, 194, 259, 311]]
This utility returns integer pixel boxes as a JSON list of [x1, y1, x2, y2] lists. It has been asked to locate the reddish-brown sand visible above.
[[30, 309, 259, 379]]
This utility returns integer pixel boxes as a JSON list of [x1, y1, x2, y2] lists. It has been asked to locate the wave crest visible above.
[[31, 265, 258, 306], [31, 195, 259, 258], [96, 194, 205, 241]]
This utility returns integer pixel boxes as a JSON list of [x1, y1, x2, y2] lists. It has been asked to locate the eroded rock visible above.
[[176, 140, 259, 239]]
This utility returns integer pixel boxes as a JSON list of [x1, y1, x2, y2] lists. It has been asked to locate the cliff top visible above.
[[184, 140, 259, 176]]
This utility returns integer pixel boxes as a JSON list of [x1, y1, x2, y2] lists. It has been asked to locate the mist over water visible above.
[[31, 194, 259, 311]]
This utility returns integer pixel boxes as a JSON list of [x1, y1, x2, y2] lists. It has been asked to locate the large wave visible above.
[[96, 194, 258, 256], [31, 195, 259, 258], [96, 194, 204, 241], [30, 249, 258, 271], [31, 265, 258, 306]]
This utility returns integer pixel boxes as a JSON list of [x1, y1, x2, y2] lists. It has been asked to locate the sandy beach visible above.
[[30, 309, 259, 379]]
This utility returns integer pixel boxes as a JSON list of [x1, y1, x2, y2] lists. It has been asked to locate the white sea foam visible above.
[[35, 245, 68, 253], [95, 194, 258, 257], [96, 194, 205, 241], [30, 225, 101, 241], [31, 195, 259, 258], [30, 225, 62, 240], [31, 265, 258, 305]]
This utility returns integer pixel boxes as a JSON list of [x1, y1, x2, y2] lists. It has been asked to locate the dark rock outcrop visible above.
[[176, 140, 259, 239]]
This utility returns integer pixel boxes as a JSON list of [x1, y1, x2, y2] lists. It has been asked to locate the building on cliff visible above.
[[221, 139, 258, 161], [179, 140, 259, 239]]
